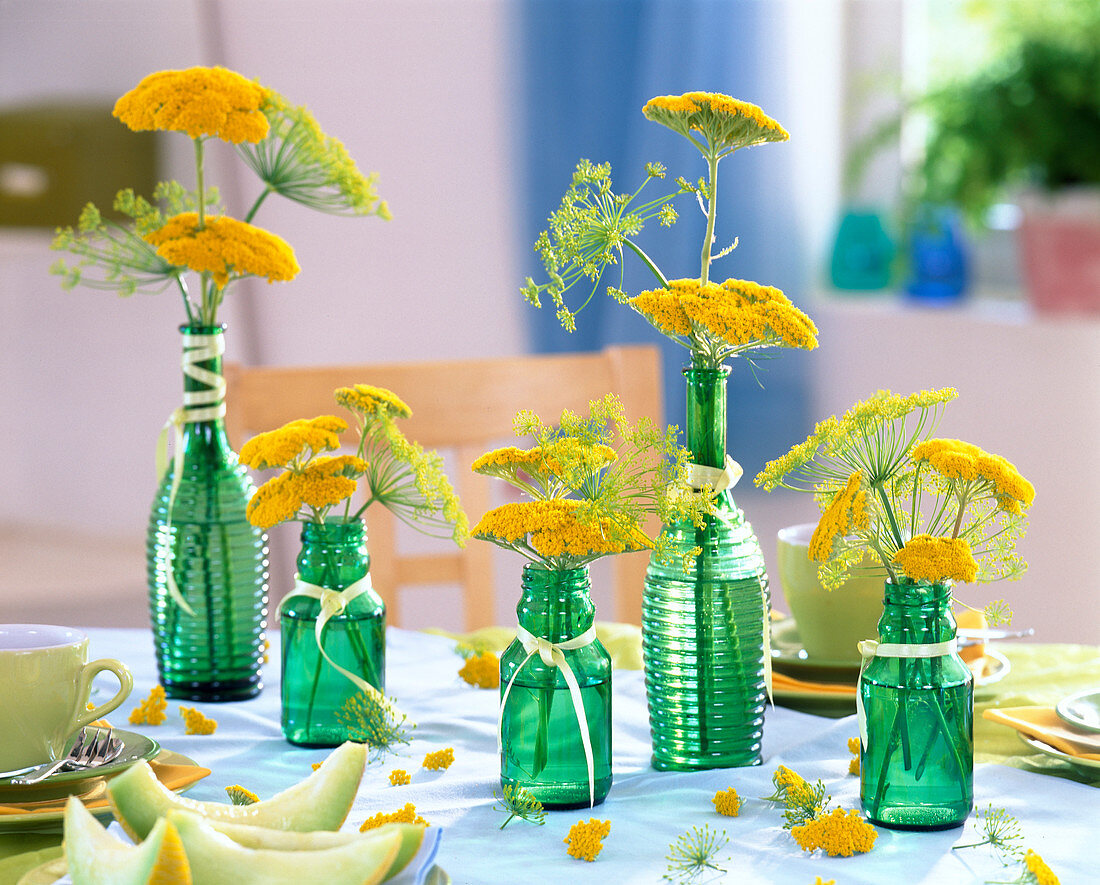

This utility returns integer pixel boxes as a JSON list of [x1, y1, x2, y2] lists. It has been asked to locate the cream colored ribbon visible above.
[[153, 333, 229, 617], [686, 455, 742, 494], [498, 624, 599, 808], [284, 575, 385, 702], [856, 638, 958, 747]]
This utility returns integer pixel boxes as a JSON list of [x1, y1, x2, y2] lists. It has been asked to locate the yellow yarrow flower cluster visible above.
[[240, 416, 347, 471], [422, 748, 454, 771], [225, 785, 259, 805], [790, 808, 878, 857], [629, 277, 817, 367], [144, 213, 300, 290], [128, 684, 167, 726], [809, 472, 870, 564], [458, 651, 500, 689], [359, 803, 428, 831], [180, 706, 217, 735], [1023, 849, 1061, 885], [847, 737, 861, 776], [643, 92, 790, 154], [712, 787, 741, 816], [473, 500, 643, 564], [564, 818, 610, 862], [334, 385, 411, 420], [388, 769, 411, 786], [247, 455, 367, 529], [113, 66, 271, 143], [912, 438, 1035, 515], [894, 534, 979, 584]]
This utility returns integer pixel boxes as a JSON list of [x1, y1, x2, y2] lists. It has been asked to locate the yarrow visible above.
[[712, 787, 741, 816], [564, 818, 610, 862], [128, 685, 167, 726], [422, 748, 454, 771], [763, 764, 877, 857], [458, 650, 500, 689], [225, 785, 259, 805], [179, 706, 217, 735], [359, 803, 429, 831], [388, 769, 411, 786]]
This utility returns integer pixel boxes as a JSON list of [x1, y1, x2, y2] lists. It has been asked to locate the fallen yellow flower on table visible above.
[[564, 818, 610, 861], [1024, 849, 1061, 885], [129, 685, 168, 726], [422, 748, 454, 770], [389, 769, 411, 786], [180, 706, 217, 735], [359, 802, 429, 831], [791, 808, 878, 857], [712, 787, 741, 816], [847, 736, 860, 775], [458, 651, 500, 689], [225, 785, 259, 805]]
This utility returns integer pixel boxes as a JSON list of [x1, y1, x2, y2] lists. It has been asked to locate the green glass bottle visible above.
[[859, 580, 973, 830], [500, 563, 612, 808], [641, 364, 770, 770], [147, 325, 268, 701], [280, 518, 386, 747]]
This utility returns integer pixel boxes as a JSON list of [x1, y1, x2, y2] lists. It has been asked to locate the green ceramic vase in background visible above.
[[280, 518, 386, 747], [500, 563, 612, 808], [146, 325, 268, 701], [641, 364, 770, 770], [859, 580, 973, 830]]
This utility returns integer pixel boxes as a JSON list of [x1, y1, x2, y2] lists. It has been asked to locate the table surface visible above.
[[2, 627, 1097, 885]]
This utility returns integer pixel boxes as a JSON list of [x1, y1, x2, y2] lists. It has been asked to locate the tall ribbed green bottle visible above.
[[641, 364, 769, 770], [860, 580, 973, 830], [500, 563, 612, 808], [147, 325, 268, 701], [280, 518, 386, 747]]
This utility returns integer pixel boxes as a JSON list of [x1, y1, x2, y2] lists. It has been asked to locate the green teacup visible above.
[[776, 524, 885, 664], [0, 625, 133, 771]]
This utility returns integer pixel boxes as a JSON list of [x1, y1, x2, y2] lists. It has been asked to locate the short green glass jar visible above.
[[859, 580, 973, 830], [279, 518, 386, 747], [500, 563, 612, 808]]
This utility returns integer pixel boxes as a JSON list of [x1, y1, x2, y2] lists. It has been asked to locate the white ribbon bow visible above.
[[498, 624, 599, 808], [686, 455, 743, 494], [284, 575, 385, 702], [154, 333, 229, 617], [856, 638, 958, 747]]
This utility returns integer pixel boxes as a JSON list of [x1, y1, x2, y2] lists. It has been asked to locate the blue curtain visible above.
[[513, 0, 811, 477]]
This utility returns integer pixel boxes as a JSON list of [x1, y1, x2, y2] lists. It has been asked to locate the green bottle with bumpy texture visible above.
[[860, 580, 973, 830], [280, 518, 386, 747], [147, 325, 268, 701], [641, 364, 770, 770], [500, 563, 612, 808]]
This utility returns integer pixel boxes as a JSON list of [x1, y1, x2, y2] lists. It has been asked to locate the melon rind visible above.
[[108, 741, 367, 840]]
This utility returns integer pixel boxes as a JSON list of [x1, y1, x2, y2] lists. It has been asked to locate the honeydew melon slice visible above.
[[202, 819, 425, 880], [167, 809, 401, 885], [63, 796, 192, 885], [108, 741, 367, 841]]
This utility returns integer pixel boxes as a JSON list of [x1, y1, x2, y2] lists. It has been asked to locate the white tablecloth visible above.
[[84, 627, 1093, 884]]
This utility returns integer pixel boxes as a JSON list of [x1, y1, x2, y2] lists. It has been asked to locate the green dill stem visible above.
[[700, 151, 720, 284], [624, 238, 669, 288], [951, 487, 969, 539], [499, 813, 516, 830], [176, 274, 197, 326], [877, 484, 906, 551], [245, 185, 273, 224], [194, 139, 206, 229]]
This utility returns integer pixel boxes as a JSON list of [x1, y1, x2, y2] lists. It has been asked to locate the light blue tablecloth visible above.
[[44, 628, 1098, 882]]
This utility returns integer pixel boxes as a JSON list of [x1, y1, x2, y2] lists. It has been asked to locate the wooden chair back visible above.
[[224, 345, 662, 630]]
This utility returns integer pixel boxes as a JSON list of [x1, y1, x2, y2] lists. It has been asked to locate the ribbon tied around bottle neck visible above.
[[154, 333, 229, 616], [685, 455, 742, 495], [498, 623, 599, 808], [285, 574, 386, 703], [856, 638, 958, 747]]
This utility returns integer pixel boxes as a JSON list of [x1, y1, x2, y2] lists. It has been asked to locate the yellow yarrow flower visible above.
[[458, 651, 500, 689], [144, 213, 299, 290], [246, 455, 367, 529], [913, 438, 1035, 510], [128, 684, 167, 726], [113, 66, 271, 143], [848, 736, 861, 775], [790, 808, 877, 857], [809, 472, 870, 563], [472, 500, 644, 562], [225, 785, 259, 805], [643, 91, 789, 154], [359, 803, 428, 831], [240, 416, 348, 471], [179, 706, 217, 735], [894, 534, 979, 584], [422, 748, 455, 771], [1024, 849, 1061, 885], [564, 818, 610, 862], [334, 384, 411, 419], [712, 787, 741, 816], [388, 769, 411, 786]]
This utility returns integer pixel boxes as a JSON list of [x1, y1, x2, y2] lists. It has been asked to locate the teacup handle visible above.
[[73, 658, 134, 731]]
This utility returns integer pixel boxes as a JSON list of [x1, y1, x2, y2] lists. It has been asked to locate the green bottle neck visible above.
[[517, 563, 593, 643], [877, 580, 957, 645], [297, 518, 370, 591], [179, 324, 232, 457], [683, 363, 730, 469]]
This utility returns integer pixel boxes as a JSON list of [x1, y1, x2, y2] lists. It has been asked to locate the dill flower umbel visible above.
[[335, 691, 413, 758], [564, 818, 610, 862], [663, 824, 729, 881], [493, 784, 546, 829]]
